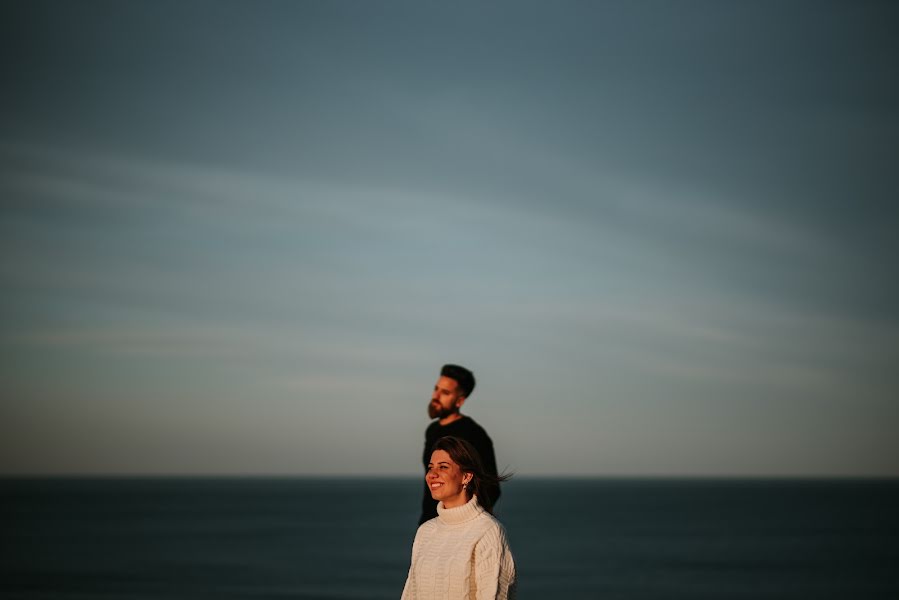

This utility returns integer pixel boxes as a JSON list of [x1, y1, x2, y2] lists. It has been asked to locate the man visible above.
[[419, 364, 501, 524]]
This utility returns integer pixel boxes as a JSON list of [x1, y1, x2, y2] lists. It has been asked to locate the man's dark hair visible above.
[[440, 364, 475, 398]]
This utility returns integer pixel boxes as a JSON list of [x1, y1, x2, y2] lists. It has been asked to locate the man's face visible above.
[[428, 376, 465, 420]]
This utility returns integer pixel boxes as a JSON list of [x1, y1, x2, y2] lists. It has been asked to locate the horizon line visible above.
[[2, 473, 897, 481]]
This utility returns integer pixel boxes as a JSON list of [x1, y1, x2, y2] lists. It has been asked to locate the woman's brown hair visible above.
[[431, 436, 512, 514]]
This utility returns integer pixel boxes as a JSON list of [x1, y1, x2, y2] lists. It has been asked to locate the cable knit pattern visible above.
[[402, 496, 516, 599]]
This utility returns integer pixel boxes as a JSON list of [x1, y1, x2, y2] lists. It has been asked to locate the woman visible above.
[[402, 436, 516, 599]]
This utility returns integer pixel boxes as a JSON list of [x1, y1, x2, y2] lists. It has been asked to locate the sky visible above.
[[1, 0, 897, 477]]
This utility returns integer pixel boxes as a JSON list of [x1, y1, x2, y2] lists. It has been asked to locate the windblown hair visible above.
[[440, 364, 475, 398], [431, 436, 511, 514]]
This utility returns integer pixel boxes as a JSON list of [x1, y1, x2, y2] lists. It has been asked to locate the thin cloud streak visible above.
[[2, 2, 897, 476]]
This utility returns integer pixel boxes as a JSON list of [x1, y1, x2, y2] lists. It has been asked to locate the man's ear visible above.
[[455, 396, 467, 410]]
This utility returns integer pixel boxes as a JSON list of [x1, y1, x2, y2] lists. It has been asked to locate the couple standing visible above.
[[402, 364, 517, 599]]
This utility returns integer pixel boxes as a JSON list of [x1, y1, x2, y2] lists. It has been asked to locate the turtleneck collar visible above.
[[437, 495, 484, 525]]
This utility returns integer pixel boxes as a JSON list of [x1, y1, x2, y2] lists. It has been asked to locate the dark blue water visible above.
[[3, 478, 898, 599]]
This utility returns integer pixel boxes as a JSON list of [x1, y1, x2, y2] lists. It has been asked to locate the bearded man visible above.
[[419, 364, 501, 524]]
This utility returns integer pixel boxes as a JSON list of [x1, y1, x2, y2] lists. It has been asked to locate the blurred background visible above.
[[2, 0, 898, 479]]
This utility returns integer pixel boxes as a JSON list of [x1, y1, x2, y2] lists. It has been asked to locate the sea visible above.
[[3, 477, 898, 599]]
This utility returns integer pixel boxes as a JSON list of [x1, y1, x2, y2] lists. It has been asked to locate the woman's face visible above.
[[427, 449, 472, 509]]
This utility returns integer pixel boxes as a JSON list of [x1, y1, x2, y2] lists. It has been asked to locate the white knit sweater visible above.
[[401, 495, 516, 599]]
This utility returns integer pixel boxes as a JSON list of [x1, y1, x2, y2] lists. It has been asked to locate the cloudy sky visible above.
[[2, 1, 897, 476]]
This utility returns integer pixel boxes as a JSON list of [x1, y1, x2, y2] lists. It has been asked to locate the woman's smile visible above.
[[426, 449, 469, 508]]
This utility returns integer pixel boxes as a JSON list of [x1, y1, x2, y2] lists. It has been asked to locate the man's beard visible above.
[[428, 401, 458, 420]]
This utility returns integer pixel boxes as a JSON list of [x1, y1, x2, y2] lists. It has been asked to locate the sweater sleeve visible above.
[[401, 527, 423, 599], [473, 525, 516, 600]]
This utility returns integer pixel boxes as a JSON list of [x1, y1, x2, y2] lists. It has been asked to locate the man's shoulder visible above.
[[426, 416, 494, 447], [429, 415, 490, 435], [456, 416, 492, 439]]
